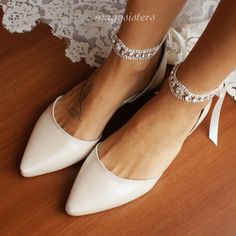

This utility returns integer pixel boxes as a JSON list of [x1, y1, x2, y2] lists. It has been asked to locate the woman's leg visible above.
[[99, 0, 236, 179], [55, 0, 186, 140], [178, 0, 236, 92]]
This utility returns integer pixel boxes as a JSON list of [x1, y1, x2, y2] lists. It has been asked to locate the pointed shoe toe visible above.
[[20, 97, 100, 177], [65, 144, 162, 216]]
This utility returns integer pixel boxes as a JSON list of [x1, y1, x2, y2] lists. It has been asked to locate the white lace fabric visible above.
[[0, 0, 235, 100]]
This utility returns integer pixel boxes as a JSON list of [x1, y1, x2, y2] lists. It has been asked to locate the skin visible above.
[[67, 81, 93, 119], [55, 0, 236, 179], [55, 0, 186, 141]]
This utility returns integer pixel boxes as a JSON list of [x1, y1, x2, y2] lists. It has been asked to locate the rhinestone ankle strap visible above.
[[112, 34, 165, 60], [169, 64, 222, 103]]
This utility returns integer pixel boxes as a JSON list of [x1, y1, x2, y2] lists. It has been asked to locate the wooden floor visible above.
[[1, 12, 236, 236]]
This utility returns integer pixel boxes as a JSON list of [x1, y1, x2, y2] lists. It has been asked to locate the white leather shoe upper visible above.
[[65, 98, 220, 216], [20, 97, 100, 177], [65, 145, 160, 216]]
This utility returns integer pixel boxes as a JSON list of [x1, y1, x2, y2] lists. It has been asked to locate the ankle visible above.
[[107, 49, 162, 78], [158, 81, 208, 117], [177, 63, 222, 93]]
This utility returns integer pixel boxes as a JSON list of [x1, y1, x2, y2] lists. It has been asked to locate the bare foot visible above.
[[54, 49, 162, 141], [98, 81, 208, 180]]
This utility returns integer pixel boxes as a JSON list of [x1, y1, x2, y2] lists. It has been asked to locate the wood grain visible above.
[[1, 11, 236, 236]]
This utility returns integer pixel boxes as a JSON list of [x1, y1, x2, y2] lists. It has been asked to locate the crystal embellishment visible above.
[[168, 64, 221, 103], [112, 34, 165, 60]]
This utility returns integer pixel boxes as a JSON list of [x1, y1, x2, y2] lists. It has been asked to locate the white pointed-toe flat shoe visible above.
[[20, 97, 101, 177], [65, 144, 159, 216], [65, 64, 226, 216], [20, 35, 168, 177]]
